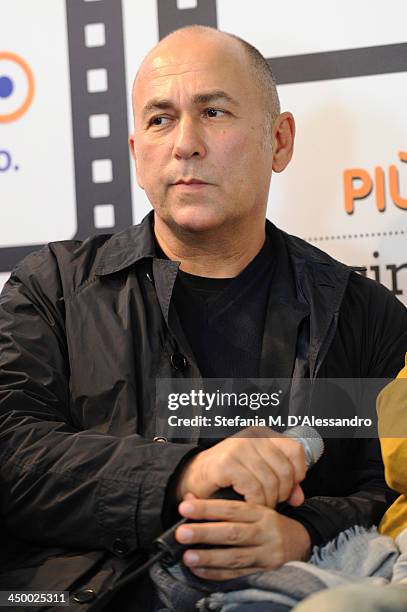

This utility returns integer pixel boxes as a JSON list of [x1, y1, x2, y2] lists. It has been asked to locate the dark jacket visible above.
[[0, 212, 406, 611]]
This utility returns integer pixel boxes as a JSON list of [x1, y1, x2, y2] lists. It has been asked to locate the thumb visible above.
[[287, 484, 304, 506], [183, 492, 198, 501]]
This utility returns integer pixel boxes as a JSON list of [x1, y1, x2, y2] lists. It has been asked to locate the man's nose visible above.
[[173, 117, 206, 160]]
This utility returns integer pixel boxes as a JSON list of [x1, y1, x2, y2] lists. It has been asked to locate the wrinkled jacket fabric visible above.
[[0, 212, 406, 611]]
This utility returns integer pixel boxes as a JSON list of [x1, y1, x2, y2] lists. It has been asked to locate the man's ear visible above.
[[271, 112, 295, 173], [128, 133, 144, 190]]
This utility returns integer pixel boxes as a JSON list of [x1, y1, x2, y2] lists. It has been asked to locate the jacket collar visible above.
[[95, 211, 157, 276], [95, 211, 351, 304], [96, 212, 350, 281], [280, 222, 351, 319], [279, 224, 352, 376]]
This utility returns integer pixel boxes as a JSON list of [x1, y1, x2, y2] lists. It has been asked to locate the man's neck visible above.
[[153, 215, 267, 278]]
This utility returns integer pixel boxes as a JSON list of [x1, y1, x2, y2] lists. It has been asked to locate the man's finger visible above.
[[190, 566, 263, 581], [176, 520, 259, 546], [254, 440, 297, 505], [273, 438, 307, 484], [183, 491, 196, 501], [212, 457, 268, 506], [178, 498, 262, 523], [236, 445, 281, 508], [233, 455, 279, 507], [183, 545, 257, 570], [286, 483, 305, 506]]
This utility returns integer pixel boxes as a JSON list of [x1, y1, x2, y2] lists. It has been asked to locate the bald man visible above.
[[0, 26, 406, 612]]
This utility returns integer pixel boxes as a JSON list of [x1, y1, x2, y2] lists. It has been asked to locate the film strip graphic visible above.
[[0, 0, 133, 273], [156, 0, 407, 83], [65, 0, 132, 242], [1, 0, 406, 273]]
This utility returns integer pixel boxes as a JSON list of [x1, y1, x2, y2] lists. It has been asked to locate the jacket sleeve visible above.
[[281, 278, 407, 547], [281, 437, 396, 547], [0, 248, 197, 554], [378, 358, 407, 495]]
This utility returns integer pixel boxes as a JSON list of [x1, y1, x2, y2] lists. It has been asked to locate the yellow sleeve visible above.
[[378, 356, 407, 494], [378, 356, 407, 538]]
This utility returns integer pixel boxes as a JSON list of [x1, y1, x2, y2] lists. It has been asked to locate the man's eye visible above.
[[150, 116, 170, 126], [205, 108, 225, 118]]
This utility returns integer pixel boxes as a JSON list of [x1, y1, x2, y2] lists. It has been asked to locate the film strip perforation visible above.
[[157, 0, 217, 39], [65, 0, 132, 240]]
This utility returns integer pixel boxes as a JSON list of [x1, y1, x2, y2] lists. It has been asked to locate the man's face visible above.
[[130, 32, 275, 234]]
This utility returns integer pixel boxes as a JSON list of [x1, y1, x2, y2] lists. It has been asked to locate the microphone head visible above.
[[283, 425, 324, 468]]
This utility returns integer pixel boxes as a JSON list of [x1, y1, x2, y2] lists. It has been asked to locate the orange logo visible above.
[[343, 151, 407, 214], [0, 51, 35, 123]]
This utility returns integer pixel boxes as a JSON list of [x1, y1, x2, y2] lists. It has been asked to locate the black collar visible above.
[[94, 211, 351, 308], [95, 211, 158, 276]]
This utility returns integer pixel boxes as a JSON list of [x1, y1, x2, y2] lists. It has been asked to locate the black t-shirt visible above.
[[169, 237, 274, 378]]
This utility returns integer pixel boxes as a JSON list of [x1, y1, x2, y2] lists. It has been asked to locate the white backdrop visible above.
[[1, 0, 406, 301]]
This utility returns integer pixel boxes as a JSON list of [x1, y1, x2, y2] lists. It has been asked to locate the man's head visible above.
[[133, 27, 281, 137], [129, 26, 295, 237]]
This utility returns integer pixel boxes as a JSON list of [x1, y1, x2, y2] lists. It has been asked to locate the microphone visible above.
[[154, 425, 324, 563], [283, 425, 324, 468]]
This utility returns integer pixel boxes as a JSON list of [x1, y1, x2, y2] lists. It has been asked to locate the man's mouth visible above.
[[171, 178, 211, 191], [173, 179, 208, 185]]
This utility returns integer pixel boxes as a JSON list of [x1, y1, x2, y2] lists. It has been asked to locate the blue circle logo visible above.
[[0, 53, 35, 123], [0, 76, 14, 99]]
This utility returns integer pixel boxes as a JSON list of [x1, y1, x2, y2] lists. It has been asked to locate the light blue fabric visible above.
[[151, 526, 407, 612], [293, 583, 407, 612]]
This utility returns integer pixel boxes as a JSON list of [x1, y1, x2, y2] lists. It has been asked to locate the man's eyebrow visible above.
[[142, 99, 173, 120], [141, 90, 239, 120], [191, 90, 239, 107]]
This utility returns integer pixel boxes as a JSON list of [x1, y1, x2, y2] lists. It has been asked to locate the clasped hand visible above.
[[175, 427, 311, 580]]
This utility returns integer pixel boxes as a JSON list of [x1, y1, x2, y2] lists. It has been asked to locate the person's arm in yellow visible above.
[[378, 355, 407, 538]]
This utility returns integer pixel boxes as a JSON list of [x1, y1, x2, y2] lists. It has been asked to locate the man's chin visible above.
[[168, 207, 227, 234]]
